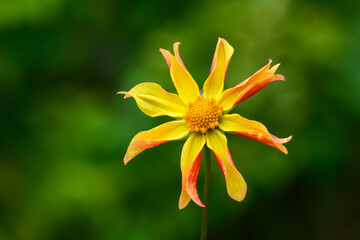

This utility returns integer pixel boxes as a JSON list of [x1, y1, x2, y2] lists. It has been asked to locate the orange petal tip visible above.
[[117, 91, 131, 99], [276, 74, 285, 81], [284, 135, 292, 142], [271, 134, 292, 144], [123, 154, 131, 165]]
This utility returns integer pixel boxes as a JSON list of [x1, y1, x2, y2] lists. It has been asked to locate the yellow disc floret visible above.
[[183, 96, 223, 134]]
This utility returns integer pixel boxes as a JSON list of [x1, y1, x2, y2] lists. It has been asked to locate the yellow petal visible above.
[[159, 42, 186, 69], [218, 60, 285, 112], [203, 38, 234, 100], [179, 133, 206, 209], [205, 129, 247, 201], [170, 55, 201, 104], [219, 114, 291, 154], [118, 82, 188, 118], [173, 42, 186, 69], [159, 43, 200, 104], [124, 120, 189, 165]]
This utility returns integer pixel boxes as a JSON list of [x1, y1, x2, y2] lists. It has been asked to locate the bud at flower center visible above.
[[183, 96, 223, 134]]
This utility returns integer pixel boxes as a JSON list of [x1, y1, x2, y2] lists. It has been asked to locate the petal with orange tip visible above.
[[159, 42, 186, 69], [219, 114, 292, 154], [179, 133, 206, 209], [206, 129, 247, 202], [170, 55, 201, 104], [203, 38, 234, 100], [118, 82, 188, 118], [124, 120, 189, 165], [218, 60, 285, 112]]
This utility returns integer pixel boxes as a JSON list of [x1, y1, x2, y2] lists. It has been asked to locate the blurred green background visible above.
[[1, 0, 360, 239]]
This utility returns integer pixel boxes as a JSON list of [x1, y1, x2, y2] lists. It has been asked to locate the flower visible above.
[[118, 38, 292, 209]]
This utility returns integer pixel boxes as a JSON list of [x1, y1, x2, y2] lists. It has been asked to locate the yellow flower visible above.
[[118, 38, 292, 209]]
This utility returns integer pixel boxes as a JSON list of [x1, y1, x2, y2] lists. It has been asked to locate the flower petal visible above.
[[219, 114, 292, 154], [160, 44, 200, 104], [218, 60, 285, 112], [179, 133, 206, 209], [173, 42, 186, 69], [159, 48, 172, 69], [159, 42, 186, 69], [206, 129, 247, 202], [118, 82, 188, 118], [124, 120, 189, 165], [170, 55, 201, 104], [203, 38, 234, 100]]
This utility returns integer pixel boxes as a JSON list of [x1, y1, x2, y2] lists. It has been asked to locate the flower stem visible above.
[[201, 146, 211, 240]]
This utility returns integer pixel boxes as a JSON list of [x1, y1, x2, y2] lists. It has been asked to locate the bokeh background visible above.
[[1, 0, 360, 239]]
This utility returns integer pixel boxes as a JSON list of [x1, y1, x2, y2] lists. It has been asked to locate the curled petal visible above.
[[270, 134, 293, 144], [219, 114, 292, 154], [173, 42, 186, 69], [179, 133, 206, 209], [118, 82, 188, 118], [206, 129, 247, 201], [203, 38, 234, 100], [159, 42, 186, 69], [218, 60, 285, 112], [170, 55, 201, 104], [124, 120, 189, 165]]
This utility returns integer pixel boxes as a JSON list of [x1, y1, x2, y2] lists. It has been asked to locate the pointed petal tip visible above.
[[159, 48, 170, 57], [276, 74, 285, 81], [123, 152, 133, 165], [185, 186, 205, 208], [160, 48, 173, 69], [178, 197, 190, 210], [217, 37, 232, 48], [232, 195, 246, 202], [173, 42, 186, 69], [117, 91, 131, 99], [198, 202, 206, 208], [159, 48, 169, 54], [272, 134, 292, 144], [178, 200, 205, 209], [229, 186, 247, 202], [272, 63, 281, 68], [173, 42, 181, 55]]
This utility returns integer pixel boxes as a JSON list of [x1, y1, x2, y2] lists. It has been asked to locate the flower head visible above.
[[118, 38, 291, 209]]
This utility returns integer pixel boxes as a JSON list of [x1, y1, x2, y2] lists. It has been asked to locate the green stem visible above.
[[201, 146, 211, 240]]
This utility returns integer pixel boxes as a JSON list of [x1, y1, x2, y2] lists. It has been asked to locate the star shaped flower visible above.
[[118, 38, 291, 209]]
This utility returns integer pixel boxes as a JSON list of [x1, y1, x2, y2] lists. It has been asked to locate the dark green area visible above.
[[1, 0, 359, 239]]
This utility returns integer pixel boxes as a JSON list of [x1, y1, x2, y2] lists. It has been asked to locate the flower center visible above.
[[183, 96, 223, 134]]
